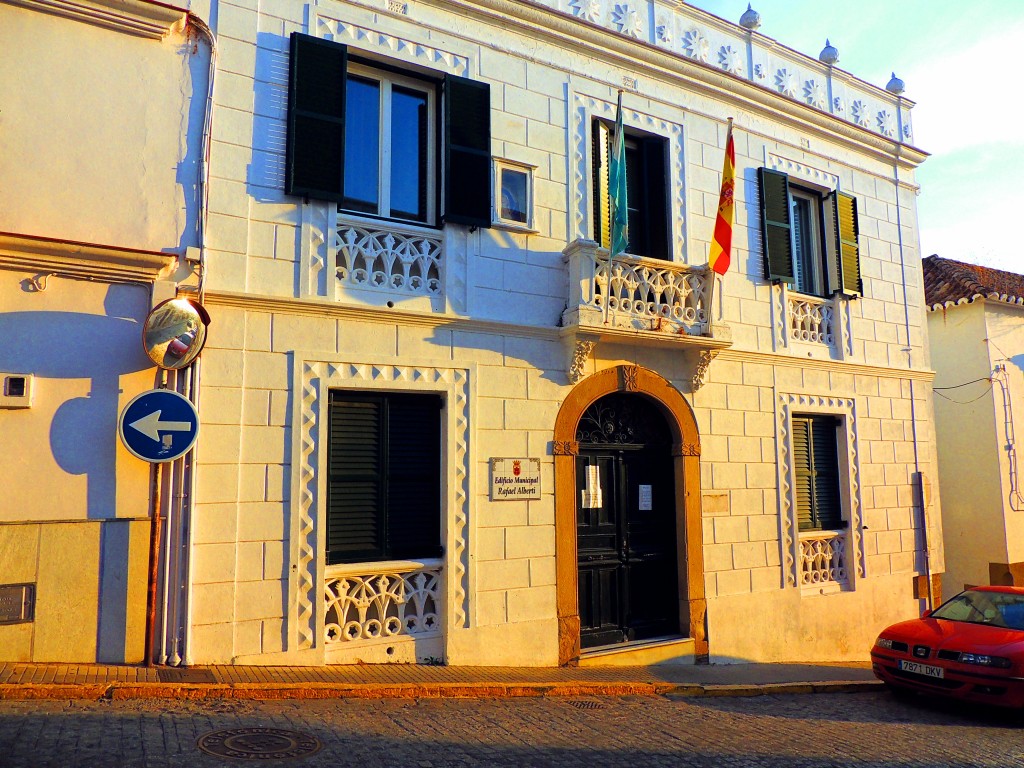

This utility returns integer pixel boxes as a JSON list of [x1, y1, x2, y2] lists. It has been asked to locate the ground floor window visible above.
[[326, 390, 443, 564], [791, 414, 843, 531]]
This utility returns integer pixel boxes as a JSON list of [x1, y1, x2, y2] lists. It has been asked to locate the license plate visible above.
[[899, 659, 944, 679]]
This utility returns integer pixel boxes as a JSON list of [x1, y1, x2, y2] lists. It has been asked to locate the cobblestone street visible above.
[[1, 691, 1023, 767]]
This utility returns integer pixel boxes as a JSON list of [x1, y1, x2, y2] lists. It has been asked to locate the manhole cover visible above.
[[568, 700, 606, 710], [197, 728, 323, 761]]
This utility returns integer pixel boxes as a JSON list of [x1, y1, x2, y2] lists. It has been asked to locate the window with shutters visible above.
[[758, 167, 862, 299], [592, 119, 670, 260], [286, 32, 492, 229], [326, 391, 443, 565], [791, 414, 844, 531]]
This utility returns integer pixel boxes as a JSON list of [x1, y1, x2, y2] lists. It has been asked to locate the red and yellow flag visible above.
[[708, 119, 735, 276]]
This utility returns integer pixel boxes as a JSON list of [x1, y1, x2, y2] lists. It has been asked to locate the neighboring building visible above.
[[0, 0, 205, 662], [923, 255, 1024, 597], [177, 0, 943, 668]]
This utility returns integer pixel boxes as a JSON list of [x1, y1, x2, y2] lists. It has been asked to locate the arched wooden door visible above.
[[575, 393, 678, 648], [553, 365, 706, 665]]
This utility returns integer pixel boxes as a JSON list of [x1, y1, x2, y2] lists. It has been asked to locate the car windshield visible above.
[[931, 591, 1024, 630]]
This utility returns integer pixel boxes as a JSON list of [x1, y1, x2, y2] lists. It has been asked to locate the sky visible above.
[[688, 0, 1024, 274]]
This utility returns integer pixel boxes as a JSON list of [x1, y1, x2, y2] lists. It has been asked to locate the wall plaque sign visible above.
[[0, 583, 35, 624], [490, 457, 542, 500]]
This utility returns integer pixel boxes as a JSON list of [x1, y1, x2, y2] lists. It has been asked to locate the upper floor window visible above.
[[344, 67, 435, 223], [592, 119, 670, 260], [758, 168, 862, 298], [285, 33, 491, 229]]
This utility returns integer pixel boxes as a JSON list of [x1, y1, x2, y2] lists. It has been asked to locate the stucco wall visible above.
[[0, 3, 196, 251]]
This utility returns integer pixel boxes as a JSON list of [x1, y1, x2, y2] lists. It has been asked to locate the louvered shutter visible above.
[[286, 33, 347, 202], [592, 119, 611, 248], [444, 75, 491, 227], [758, 167, 795, 284], [327, 396, 383, 563], [834, 192, 862, 297], [792, 418, 815, 531], [385, 394, 443, 560], [811, 418, 843, 529]]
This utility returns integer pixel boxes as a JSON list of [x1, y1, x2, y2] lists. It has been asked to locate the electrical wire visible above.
[[934, 387, 993, 405], [934, 378, 992, 390]]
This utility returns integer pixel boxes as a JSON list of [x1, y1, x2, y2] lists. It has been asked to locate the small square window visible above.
[[494, 160, 534, 229]]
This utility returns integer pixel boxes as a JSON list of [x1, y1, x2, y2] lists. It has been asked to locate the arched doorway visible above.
[[553, 365, 705, 665], [576, 393, 677, 648]]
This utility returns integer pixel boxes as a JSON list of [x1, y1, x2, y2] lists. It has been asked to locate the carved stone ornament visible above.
[[676, 442, 701, 456], [691, 350, 718, 391], [621, 365, 639, 392], [553, 440, 580, 456], [568, 339, 596, 384]]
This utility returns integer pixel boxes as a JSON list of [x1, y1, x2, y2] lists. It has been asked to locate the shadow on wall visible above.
[[0, 281, 155, 662]]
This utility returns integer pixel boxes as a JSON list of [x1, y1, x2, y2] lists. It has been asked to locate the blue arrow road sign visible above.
[[118, 389, 200, 463]]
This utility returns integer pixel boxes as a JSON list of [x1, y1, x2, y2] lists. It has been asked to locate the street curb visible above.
[[0, 680, 882, 702]]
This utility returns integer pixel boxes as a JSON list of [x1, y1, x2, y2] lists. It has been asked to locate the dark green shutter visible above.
[[792, 418, 815, 531], [758, 167, 795, 284], [385, 395, 443, 560], [640, 136, 670, 260], [793, 415, 843, 531], [326, 392, 442, 564], [444, 75, 491, 227], [811, 419, 843, 529], [327, 396, 383, 563], [286, 33, 347, 202], [834, 192, 862, 297], [592, 119, 611, 247]]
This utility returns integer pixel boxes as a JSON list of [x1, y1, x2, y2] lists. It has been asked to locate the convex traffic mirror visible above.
[[142, 298, 210, 370]]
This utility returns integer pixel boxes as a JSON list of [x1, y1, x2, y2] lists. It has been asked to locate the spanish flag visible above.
[[708, 118, 735, 276]]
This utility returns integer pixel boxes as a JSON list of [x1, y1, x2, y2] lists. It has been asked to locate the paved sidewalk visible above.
[[0, 660, 879, 701]]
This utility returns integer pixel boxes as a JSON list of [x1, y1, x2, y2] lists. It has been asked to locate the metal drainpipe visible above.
[[181, 12, 216, 667], [892, 102, 931, 609]]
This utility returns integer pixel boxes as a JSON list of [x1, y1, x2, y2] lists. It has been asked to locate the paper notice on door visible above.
[[581, 464, 603, 508], [638, 484, 653, 511]]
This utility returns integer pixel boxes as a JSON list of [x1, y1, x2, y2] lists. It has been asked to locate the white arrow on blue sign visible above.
[[118, 389, 200, 463]]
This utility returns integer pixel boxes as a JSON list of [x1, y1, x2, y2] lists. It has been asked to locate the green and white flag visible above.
[[609, 91, 629, 259]]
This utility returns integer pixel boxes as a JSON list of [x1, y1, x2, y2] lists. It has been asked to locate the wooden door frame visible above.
[[553, 365, 706, 665]]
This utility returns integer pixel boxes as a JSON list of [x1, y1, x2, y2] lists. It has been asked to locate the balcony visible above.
[[561, 239, 731, 384], [788, 294, 835, 346]]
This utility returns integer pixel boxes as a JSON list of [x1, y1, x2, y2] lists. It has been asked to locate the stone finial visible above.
[[739, 3, 761, 30], [886, 72, 905, 95], [819, 39, 839, 65]]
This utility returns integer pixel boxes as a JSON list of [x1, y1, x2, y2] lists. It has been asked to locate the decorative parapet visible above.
[[798, 531, 848, 588], [324, 560, 442, 645], [562, 239, 712, 336], [788, 294, 835, 346], [532, 0, 914, 143], [334, 219, 443, 299]]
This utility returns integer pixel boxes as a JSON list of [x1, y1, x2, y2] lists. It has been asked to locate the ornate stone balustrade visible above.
[[563, 239, 712, 336], [529, 0, 913, 144], [789, 294, 835, 346], [798, 531, 847, 587], [324, 559, 442, 647], [334, 220, 442, 297]]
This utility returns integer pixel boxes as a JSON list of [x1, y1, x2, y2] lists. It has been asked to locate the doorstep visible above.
[[579, 636, 696, 667]]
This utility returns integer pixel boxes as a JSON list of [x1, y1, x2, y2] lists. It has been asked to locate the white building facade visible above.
[[182, 0, 942, 666]]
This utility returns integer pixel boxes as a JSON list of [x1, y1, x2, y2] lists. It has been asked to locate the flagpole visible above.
[[706, 116, 735, 336], [605, 89, 627, 327]]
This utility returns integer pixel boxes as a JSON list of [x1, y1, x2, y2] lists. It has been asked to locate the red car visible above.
[[871, 586, 1024, 708]]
